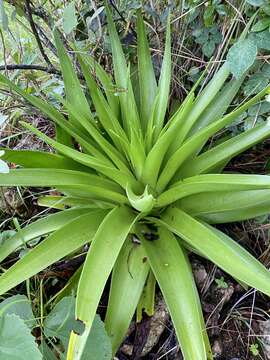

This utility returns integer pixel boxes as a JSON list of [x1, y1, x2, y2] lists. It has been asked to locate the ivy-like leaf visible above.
[[245, 0, 267, 6], [62, 2, 78, 34], [44, 296, 112, 359], [0, 314, 42, 360], [249, 30, 270, 50], [0, 295, 36, 329], [227, 39, 257, 79]]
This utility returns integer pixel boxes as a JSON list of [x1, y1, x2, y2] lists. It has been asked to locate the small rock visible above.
[[212, 339, 222, 356], [192, 261, 207, 290], [141, 297, 169, 356], [258, 319, 270, 359]]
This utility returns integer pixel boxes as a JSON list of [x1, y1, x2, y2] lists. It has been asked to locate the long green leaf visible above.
[[105, 239, 149, 354], [54, 30, 93, 129], [67, 206, 137, 360], [77, 54, 129, 153], [137, 10, 157, 131], [181, 120, 270, 177], [162, 207, 270, 296], [178, 189, 270, 224], [142, 93, 194, 188], [60, 93, 130, 174], [0, 73, 87, 149], [156, 86, 270, 192], [140, 227, 210, 360], [169, 64, 230, 149], [137, 270, 156, 321], [0, 168, 127, 204], [81, 54, 120, 118], [188, 76, 245, 137], [0, 208, 94, 263], [157, 173, 270, 207], [105, 1, 135, 136], [0, 211, 107, 295], [37, 195, 113, 210], [0, 149, 90, 172], [153, 14, 171, 141], [21, 121, 139, 190]]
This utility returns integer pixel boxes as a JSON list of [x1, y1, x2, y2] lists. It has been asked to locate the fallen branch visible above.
[[0, 64, 60, 75]]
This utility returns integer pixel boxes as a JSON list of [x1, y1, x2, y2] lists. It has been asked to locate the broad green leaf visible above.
[[0, 314, 42, 360], [137, 10, 157, 131], [181, 120, 270, 177], [0, 211, 107, 295], [0, 168, 123, 194], [0, 208, 94, 263], [140, 227, 210, 360], [251, 18, 270, 32], [0, 0, 8, 30], [105, 239, 149, 354], [162, 207, 270, 296], [38, 196, 112, 210], [62, 2, 78, 34], [81, 315, 112, 360], [45, 296, 112, 360], [0, 295, 35, 329], [157, 173, 270, 207], [1, 149, 90, 171], [250, 30, 270, 51], [245, 0, 266, 6], [44, 296, 78, 348], [226, 39, 257, 79], [68, 206, 137, 360], [178, 189, 270, 224]]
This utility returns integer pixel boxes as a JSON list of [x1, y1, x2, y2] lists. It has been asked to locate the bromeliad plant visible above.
[[1, 5, 270, 360]]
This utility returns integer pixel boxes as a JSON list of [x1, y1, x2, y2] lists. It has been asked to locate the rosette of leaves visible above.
[[0, 4, 270, 360]]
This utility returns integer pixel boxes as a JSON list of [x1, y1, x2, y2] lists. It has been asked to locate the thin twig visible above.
[[0, 29, 7, 75], [0, 64, 60, 75], [109, 0, 137, 38], [25, 0, 54, 69]]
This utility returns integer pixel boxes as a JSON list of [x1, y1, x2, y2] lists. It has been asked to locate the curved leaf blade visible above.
[[105, 239, 149, 354], [178, 189, 270, 224], [140, 227, 210, 360], [0, 208, 95, 263], [157, 173, 270, 207], [68, 206, 137, 359], [0, 211, 107, 296], [162, 207, 270, 296]]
